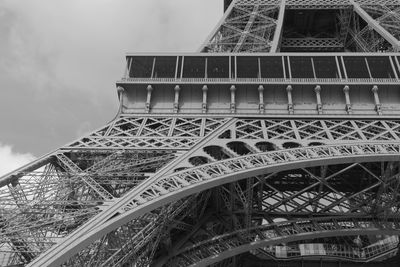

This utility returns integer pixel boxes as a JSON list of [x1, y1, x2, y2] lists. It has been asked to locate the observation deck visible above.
[[117, 53, 400, 116]]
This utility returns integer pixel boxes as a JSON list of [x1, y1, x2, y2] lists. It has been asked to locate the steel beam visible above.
[[28, 142, 400, 266], [270, 0, 286, 52], [350, 0, 400, 51]]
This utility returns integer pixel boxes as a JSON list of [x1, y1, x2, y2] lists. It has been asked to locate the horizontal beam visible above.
[[171, 216, 400, 266]]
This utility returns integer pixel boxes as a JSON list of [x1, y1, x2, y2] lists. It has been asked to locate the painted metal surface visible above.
[[2, 0, 400, 266]]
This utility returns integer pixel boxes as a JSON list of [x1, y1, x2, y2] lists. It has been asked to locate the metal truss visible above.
[[350, 0, 400, 51], [219, 119, 400, 146], [345, 7, 395, 52], [201, 0, 400, 53], [199, 0, 283, 52], [167, 217, 400, 266], [280, 38, 343, 51], [3, 1, 400, 266], [66, 116, 228, 150], [28, 141, 400, 266], [0, 115, 231, 266], [2, 117, 400, 266]]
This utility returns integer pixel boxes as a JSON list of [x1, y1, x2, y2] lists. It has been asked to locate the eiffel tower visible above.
[[2, 0, 400, 266]]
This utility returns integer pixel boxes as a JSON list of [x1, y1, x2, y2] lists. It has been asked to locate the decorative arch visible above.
[[255, 141, 278, 152], [227, 141, 252, 155], [30, 142, 400, 266]]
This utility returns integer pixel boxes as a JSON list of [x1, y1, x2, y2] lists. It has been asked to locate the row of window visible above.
[[127, 55, 399, 79]]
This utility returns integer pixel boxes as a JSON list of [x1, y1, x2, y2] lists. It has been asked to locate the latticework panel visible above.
[[201, 2, 281, 52], [356, 2, 400, 43], [0, 115, 230, 266], [66, 116, 228, 150], [0, 149, 178, 266], [3, 117, 400, 266], [204, 0, 400, 53], [3, 0, 400, 265], [167, 218, 400, 266], [28, 141, 400, 266]]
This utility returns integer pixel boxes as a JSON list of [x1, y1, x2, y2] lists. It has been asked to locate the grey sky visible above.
[[0, 0, 222, 174]]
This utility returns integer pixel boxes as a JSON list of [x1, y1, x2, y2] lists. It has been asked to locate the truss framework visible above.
[[26, 140, 400, 266], [201, 0, 400, 52], [1, 116, 400, 266], [167, 217, 400, 266], [2, 0, 400, 266]]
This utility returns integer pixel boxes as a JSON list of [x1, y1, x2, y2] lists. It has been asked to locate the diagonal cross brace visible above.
[[55, 154, 114, 200], [350, 0, 400, 51]]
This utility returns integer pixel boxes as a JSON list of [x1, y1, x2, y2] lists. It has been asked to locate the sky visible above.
[[0, 0, 222, 175]]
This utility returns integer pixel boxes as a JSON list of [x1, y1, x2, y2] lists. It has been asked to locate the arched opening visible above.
[[189, 156, 211, 166], [33, 144, 400, 267], [204, 146, 230, 160], [256, 142, 277, 152], [309, 142, 325, 146], [282, 142, 301, 149], [227, 141, 252, 155]]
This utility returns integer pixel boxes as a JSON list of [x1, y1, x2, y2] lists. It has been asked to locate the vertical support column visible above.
[[230, 85, 236, 113], [314, 85, 323, 114], [174, 85, 180, 113], [202, 85, 208, 113], [117, 86, 125, 114], [343, 85, 352, 114], [146, 85, 153, 113], [258, 85, 264, 114], [335, 56, 343, 79], [270, 0, 286, 52], [372, 85, 382, 115], [286, 85, 294, 114], [125, 58, 132, 79], [151, 57, 156, 78], [117, 86, 125, 102]]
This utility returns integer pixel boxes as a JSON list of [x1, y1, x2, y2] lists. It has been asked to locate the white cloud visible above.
[[0, 143, 35, 177], [0, 0, 222, 155]]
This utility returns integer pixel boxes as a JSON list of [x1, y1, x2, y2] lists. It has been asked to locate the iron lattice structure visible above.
[[2, 0, 400, 266]]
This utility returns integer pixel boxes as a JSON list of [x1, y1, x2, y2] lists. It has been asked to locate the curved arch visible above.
[[168, 216, 400, 266], [203, 145, 230, 160], [282, 141, 302, 149], [188, 156, 211, 166], [256, 141, 277, 152], [30, 142, 400, 266], [227, 141, 252, 155]]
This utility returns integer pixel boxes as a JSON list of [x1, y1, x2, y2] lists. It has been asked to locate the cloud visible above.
[[0, 143, 35, 177], [0, 0, 222, 156]]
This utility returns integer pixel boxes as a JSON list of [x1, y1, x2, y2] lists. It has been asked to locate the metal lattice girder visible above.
[[166, 216, 400, 266], [98, 195, 198, 267], [350, 0, 400, 51], [68, 118, 400, 152], [0, 116, 234, 266], [236, 0, 352, 9], [199, 0, 282, 52], [281, 38, 343, 50], [4, 1, 400, 266], [28, 142, 400, 266], [66, 116, 228, 150], [214, 118, 400, 146], [55, 154, 114, 200], [3, 117, 400, 266], [202, 0, 400, 53], [0, 150, 180, 266]]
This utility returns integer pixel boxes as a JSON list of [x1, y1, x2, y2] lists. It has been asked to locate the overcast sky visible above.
[[0, 0, 222, 175]]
